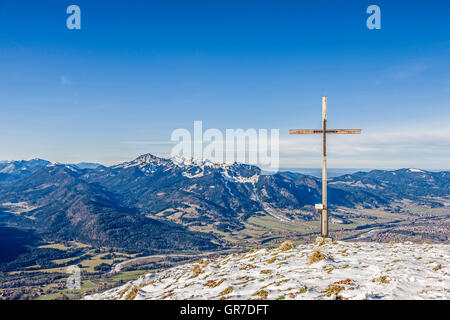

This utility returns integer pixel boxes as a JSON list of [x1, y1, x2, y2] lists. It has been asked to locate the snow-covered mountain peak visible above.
[[135, 153, 161, 162], [408, 168, 424, 173], [0, 158, 51, 173], [171, 155, 209, 167], [112, 153, 261, 183], [170, 155, 234, 169]]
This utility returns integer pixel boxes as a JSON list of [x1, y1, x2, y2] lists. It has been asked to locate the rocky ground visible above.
[[85, 239, 449, 300]]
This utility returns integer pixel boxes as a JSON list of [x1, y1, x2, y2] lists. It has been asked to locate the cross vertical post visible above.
[[289, 96, 361, 239], [321, 96, 328, 237]]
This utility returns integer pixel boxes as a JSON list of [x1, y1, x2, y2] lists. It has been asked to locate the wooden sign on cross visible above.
[[289, 96, 361, 238]]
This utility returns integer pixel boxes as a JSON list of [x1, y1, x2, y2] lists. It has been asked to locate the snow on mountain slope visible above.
[[85, 240, 449, 300], [0, 159, 50, 174], [111, 153, 261, 183]]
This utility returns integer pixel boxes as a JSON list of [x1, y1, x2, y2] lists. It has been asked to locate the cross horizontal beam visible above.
[[289, 129, 361, 134]]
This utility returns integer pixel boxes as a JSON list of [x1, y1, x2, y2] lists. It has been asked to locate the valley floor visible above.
[[85, 240, 449, 300]]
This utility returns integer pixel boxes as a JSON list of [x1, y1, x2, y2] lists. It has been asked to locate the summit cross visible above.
[[289, 96, 361, 238]]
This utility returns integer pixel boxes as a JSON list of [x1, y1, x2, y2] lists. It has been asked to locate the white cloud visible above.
[[279, 126, 450, 169], [119, 125, 450, 170]]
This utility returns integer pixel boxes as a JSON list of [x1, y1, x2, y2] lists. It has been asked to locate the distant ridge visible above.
[[280, 168, 372, 178], [70, 162, 104, 170]]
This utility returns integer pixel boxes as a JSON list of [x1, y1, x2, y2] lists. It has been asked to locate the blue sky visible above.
[[0, 0, 449, 169]]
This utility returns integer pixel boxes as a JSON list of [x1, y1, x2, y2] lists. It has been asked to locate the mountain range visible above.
[[0, 154, 448, 252]]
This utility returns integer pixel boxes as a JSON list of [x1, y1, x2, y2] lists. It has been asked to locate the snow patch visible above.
[[85, 241, 449, 300]]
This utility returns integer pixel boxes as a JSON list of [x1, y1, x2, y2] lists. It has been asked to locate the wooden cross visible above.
[[289, 96, 361, 238]]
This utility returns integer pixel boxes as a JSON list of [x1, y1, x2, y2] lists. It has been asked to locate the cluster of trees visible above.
[[0, 247, 87, 272]]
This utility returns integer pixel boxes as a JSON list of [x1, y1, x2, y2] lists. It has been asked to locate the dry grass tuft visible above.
[[307, 249, 326, 265], [220, 286, 233, 295], [240, 264, 255, 270], [278, 241, 294, 251], [125, 286, 139, 300], [433, 264, 442, 271], [324, 284, 345, 297], [315, 237, 334, 246], [192, 264, 204, 278], [205, 278, 226, 288], [333, 279, 353, 285], [118, 285, 131, 299], [372, 276, 390, 284], [175, 274, 183, 281], [161, 290, 174, 299], [275, 279, 289, 286], [267, 257, 277, 264], [324, 266, 334, 274], [379, 276, 390, 284], [296, 285, 308, 294], [315, 238, 326, 246], [253, 289, 269, 300]]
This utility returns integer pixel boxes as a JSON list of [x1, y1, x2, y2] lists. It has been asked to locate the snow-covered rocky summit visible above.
[[85, 240, 449, 300], [111, 153, 261, 183], [0, 158, 51, 173]]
